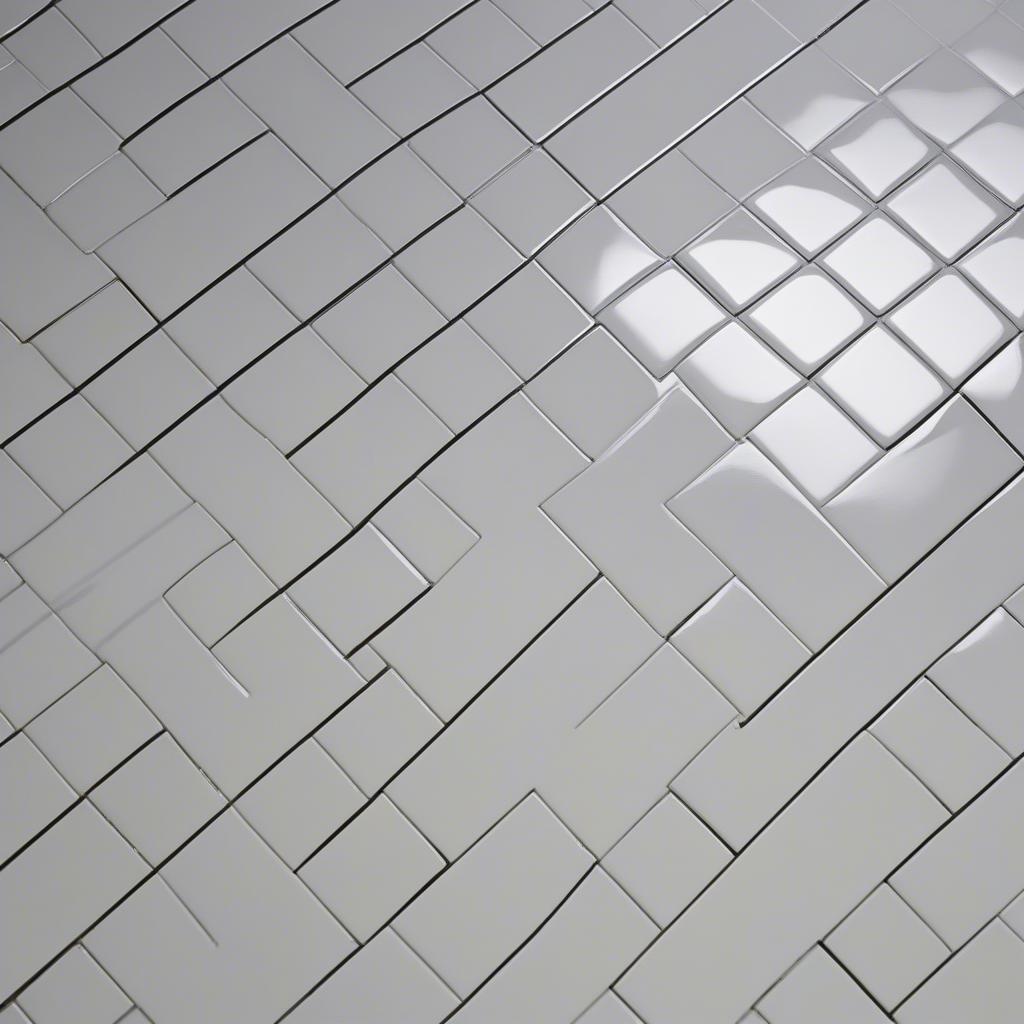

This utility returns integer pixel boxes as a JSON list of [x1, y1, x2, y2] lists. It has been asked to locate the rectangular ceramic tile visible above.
[[0, 734, 76, 862], [100, 135, 327, 318], [288, 525, 427, 655], [673, 475, 1024, 848], [0, 169, 113, 340], [17, 944, 131, 1024], [0, 583, 99, 727], [825, 884, 950, 1010], [823, 398, 1022, 582], [448, 869, 656, 1024], [488, 8, 654, 141], [85, 810, 353, 1023], [546, 0, 798, 196], [24, 664, 161, 793], [285, 929, 457, 1024], [667, 442, 885, 650], [226, 36, 395, 186], [90, 734, 226, 864], [122, 82, 266, 195], [0, 803, 147, 999], [387, 579, 659, 857], [290, 376, 453, 524], [618, 735, 945, 1024], [394, 794, 592, 994], [536, 644, 734, 854], [153, 399, 348, 586], [301, 794, 443, 941], [544, 388, 733, 635], [895, 920, 1024, 1024], [891, 761, 1024, 950], [7, 4, 1024, 1017]]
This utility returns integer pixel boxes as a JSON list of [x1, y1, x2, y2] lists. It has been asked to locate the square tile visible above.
[[818, 325, 947, 446], [958, 213, 1024, 324], [817, 103, 937, 201], [17, 946, 130, 1024], [678, 208, 800, 313], [748, 158, 870, 258], [317, 669, 442, 793], [237, 740, 365, 868], [7, 396, 131, 508], [470, 148, 592, 254], [820, 0, 936, 92], [949, 101, 1024, 207], [608, 148, 735, 256], [396, 207, 521, 318], [757, 946, 890, 1024], [465, 263, 591, 376], [397, 320, 519, 431], [288, 525, 427, 655], [671, 578, 809, 715], [750, 386, 879, 504], [675, 322, 802, 437], [680, 99, 803, 200], [887, 49, 1005, 145], [429, 2, 538, 88], [223, 329, 365, 453], [963, 335, 1024, 453], [314, 266, 446, 383], [526, 326, 665, 457], [539, 206, 660, 313], [301, 795, 444, 941], [955, 12, 1024, 96], [25, 664, 160, 793], [871, 677, 1009, 809], [340, 145, 460, 252], [603, 794, 732, 926], [351, 44, 473, 135], [826, 885, 949, 1010], [598, 265, 726, 377], [411, 97, 528, 198], [372, 480, 479, 583], [820, 213, 938, 314], [884, 157, 1011, 261], [749, 45, 872, 148], [745, 267, 870, 374], [887, 269, 1015, 381]]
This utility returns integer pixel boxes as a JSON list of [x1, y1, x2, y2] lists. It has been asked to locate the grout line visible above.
[[1, 581, 601, 1006], [294, 575, 603, 871], [0, 729, 165, 873]]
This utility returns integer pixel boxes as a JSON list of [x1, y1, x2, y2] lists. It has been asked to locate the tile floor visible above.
[[1, 0, 1023, 1021]]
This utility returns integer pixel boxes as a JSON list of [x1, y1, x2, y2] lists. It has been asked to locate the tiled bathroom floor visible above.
[[2, 0, 1023, 1021]]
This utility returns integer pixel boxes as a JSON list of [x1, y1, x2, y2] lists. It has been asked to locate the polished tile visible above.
[[678, 208, 800, 313], [4, 3, 1023, 1020], [817, 325, 948, 446], [821, 213, 938, 314]]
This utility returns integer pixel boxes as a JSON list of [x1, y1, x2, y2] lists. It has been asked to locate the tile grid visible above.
[[2, 0, 1023, 1022]]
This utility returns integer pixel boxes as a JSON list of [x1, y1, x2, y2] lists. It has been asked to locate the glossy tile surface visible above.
[[1, 2, 1022, 1021]]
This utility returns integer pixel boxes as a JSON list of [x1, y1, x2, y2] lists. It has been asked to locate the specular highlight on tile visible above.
[[1, 1, 1022, 1021]]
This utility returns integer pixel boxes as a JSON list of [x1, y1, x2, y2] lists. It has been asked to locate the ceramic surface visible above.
[[1, 2, 1022, 1022]]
